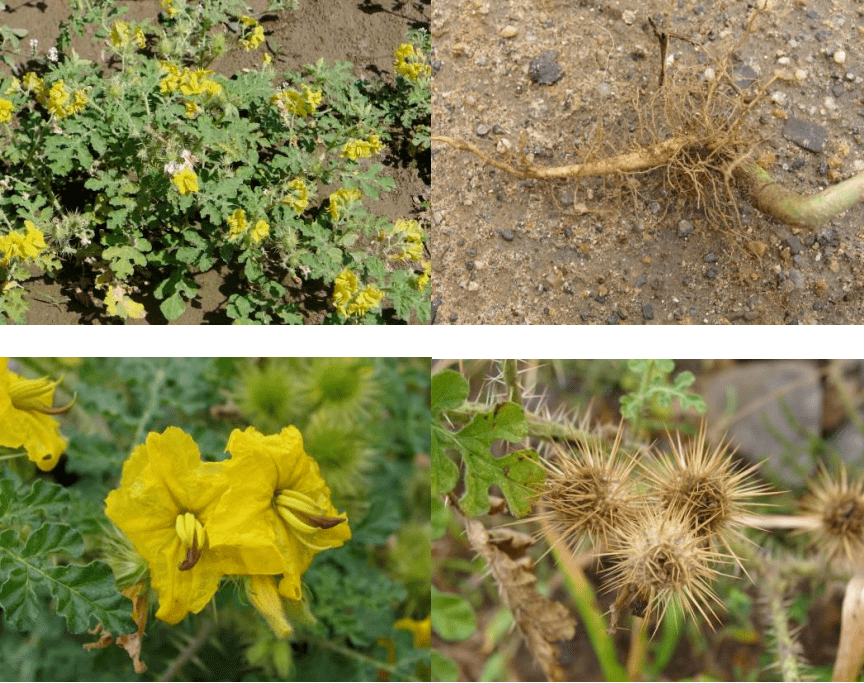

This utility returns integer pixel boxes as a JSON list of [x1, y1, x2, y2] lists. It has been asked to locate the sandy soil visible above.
[[431, 0, 864, 324], [1, 0, 429, 324]]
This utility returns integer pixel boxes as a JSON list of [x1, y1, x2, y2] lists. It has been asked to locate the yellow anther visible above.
[[274, 504, 320, 534], [275, 490, 322, 516], [174, 512, 206, 549]]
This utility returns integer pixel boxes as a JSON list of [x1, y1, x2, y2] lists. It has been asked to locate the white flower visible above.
[[29, 38, 38, 55], [47, 47, 58, 62]]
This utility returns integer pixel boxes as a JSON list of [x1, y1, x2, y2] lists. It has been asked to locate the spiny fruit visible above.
[[642, 421, 774, 569], [536, 420, 640, 553], [603, 503, 730, 631], [799, 461, 864, 567]]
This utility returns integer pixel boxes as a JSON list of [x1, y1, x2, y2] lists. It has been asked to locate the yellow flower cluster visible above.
[[105, 426, 351, 629], [333, 268, 384, 318], [0, 98, 13, 123], [239, 15, 265, 51], [171, 168, 198, 195], [160, 63, 222, 97], [227, 209, 269, 244], [394, 42, 430, 80], [282, 178, 310, 214], [414, 260, 431, 290], [389, 219, 425, 262], [270, 85, 322, 117], [20, 74, 87, 119], [341, 134, 384, 160], [161, 0, 181, 17], [0, 221, 46, 267], [110, 21, 146, 49], [328, 188, 362, 221]]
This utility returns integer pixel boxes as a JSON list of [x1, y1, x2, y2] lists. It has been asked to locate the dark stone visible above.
[[783, 117, 828, 153], [832, 83, 846, 98], [791, 157, 806, 170], [606, 314, 619, 325], [734, 63, 758, 89], [498, 228, 515, 241], [449, 313, 458, 323], [634, 273, 648, 288], [703, 252, 718, 263], [528, 51, 564, 85], [642, 303, 654, 320], [705, 268, 717, 278], [785, 236, 804, 254], [465, 261, 474, 270]]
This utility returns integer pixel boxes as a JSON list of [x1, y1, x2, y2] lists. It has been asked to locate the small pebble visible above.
[[606, 314, 619, 325], [642, 303, 654, 320], [449, 313, 458, 323], [703, 252, 718, 263], [597, 82, 612, 96], [634, 273, 648, 288], [678, 219, 694, 237], [475, 124, 490, 136], [705, 268, 717, 279], [498, 228, 515, 241], [500, 25, 518, 38], [622, 9, 636, 25], [834, 50, 846, 65]]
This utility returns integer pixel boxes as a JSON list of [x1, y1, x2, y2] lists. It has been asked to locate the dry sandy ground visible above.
[[432, 0, 864, 324]]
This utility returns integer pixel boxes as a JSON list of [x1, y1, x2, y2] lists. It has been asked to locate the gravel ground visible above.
[[432, 0, 864, 324]]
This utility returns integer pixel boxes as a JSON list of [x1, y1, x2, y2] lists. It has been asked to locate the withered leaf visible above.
[[466, 518, 576, 681]]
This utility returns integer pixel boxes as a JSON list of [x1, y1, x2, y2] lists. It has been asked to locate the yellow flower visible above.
[[110, 21, 131, 47], [22, 72, 44, 94], [270, 85, 322, 117], [0, 358, 72, 471], [282, 178, 310, 214], [0, 221, 47, 266], [134, 27, 146, 48], [262, 52, 272, 67], [239, 17, 265, 51], [395, 616, 432, 648], [250, 220, 269, 244], [328, 188, 362, 221], [347, 286, 384, 317], [105, 427, 251, 625], [161, 0, 179, 17], [0, 98, 13, 124], [184, 101, 199, 119], [414, 260, 431, 290], [390, 219, 425, 261], [4, 77, 20, 95], [227, 209, 248, 238], [172, 167, 198, 195], [340, 134, 383, 161], [36, 80, 87, 119], [333, 269, 358, 316], [207, 426, 351, 601], [394, 42, 430, 80]]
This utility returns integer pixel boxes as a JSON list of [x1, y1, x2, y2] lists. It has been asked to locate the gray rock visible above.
[[498, 228, 515, 241], [703, 252, 718, 263], [678, 219, 694, 237], [734, 63, 758, 89], [785, 235, 804, 254], [642, 303, 654, 320], [783, 117, 828, 153], [703, 361, 823, 484], [475, 124, 490, 137], [528, 51, 563, 85]]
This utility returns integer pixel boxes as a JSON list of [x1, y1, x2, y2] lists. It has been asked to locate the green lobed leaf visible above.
[[453, 403, 544, 517], [431, 649, 460, 682]]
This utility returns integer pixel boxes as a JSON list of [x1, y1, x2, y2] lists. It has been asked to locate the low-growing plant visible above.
[[0, 0, 430, 323]]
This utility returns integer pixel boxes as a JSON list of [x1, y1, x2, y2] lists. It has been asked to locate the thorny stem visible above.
[[503, 359, 522, 406], [626, 616, 649, 681], [159, 619, 218, 682], [761, 571, 804, 682], [433, 135, 864, 228]]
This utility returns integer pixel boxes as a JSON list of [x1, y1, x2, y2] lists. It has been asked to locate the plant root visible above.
[[433, 135, 864, 229]]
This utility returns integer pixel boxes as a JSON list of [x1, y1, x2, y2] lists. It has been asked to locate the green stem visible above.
[[503, 359, 521, 405], [303, 633, 423, 682], [0, 451, 27, 460], [132, 369, 165, 446], [630, 360, 654, 439], [738, 161, 864, 227]]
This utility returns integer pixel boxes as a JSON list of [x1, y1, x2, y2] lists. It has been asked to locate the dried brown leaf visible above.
[[465, 518, 576, 681]]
